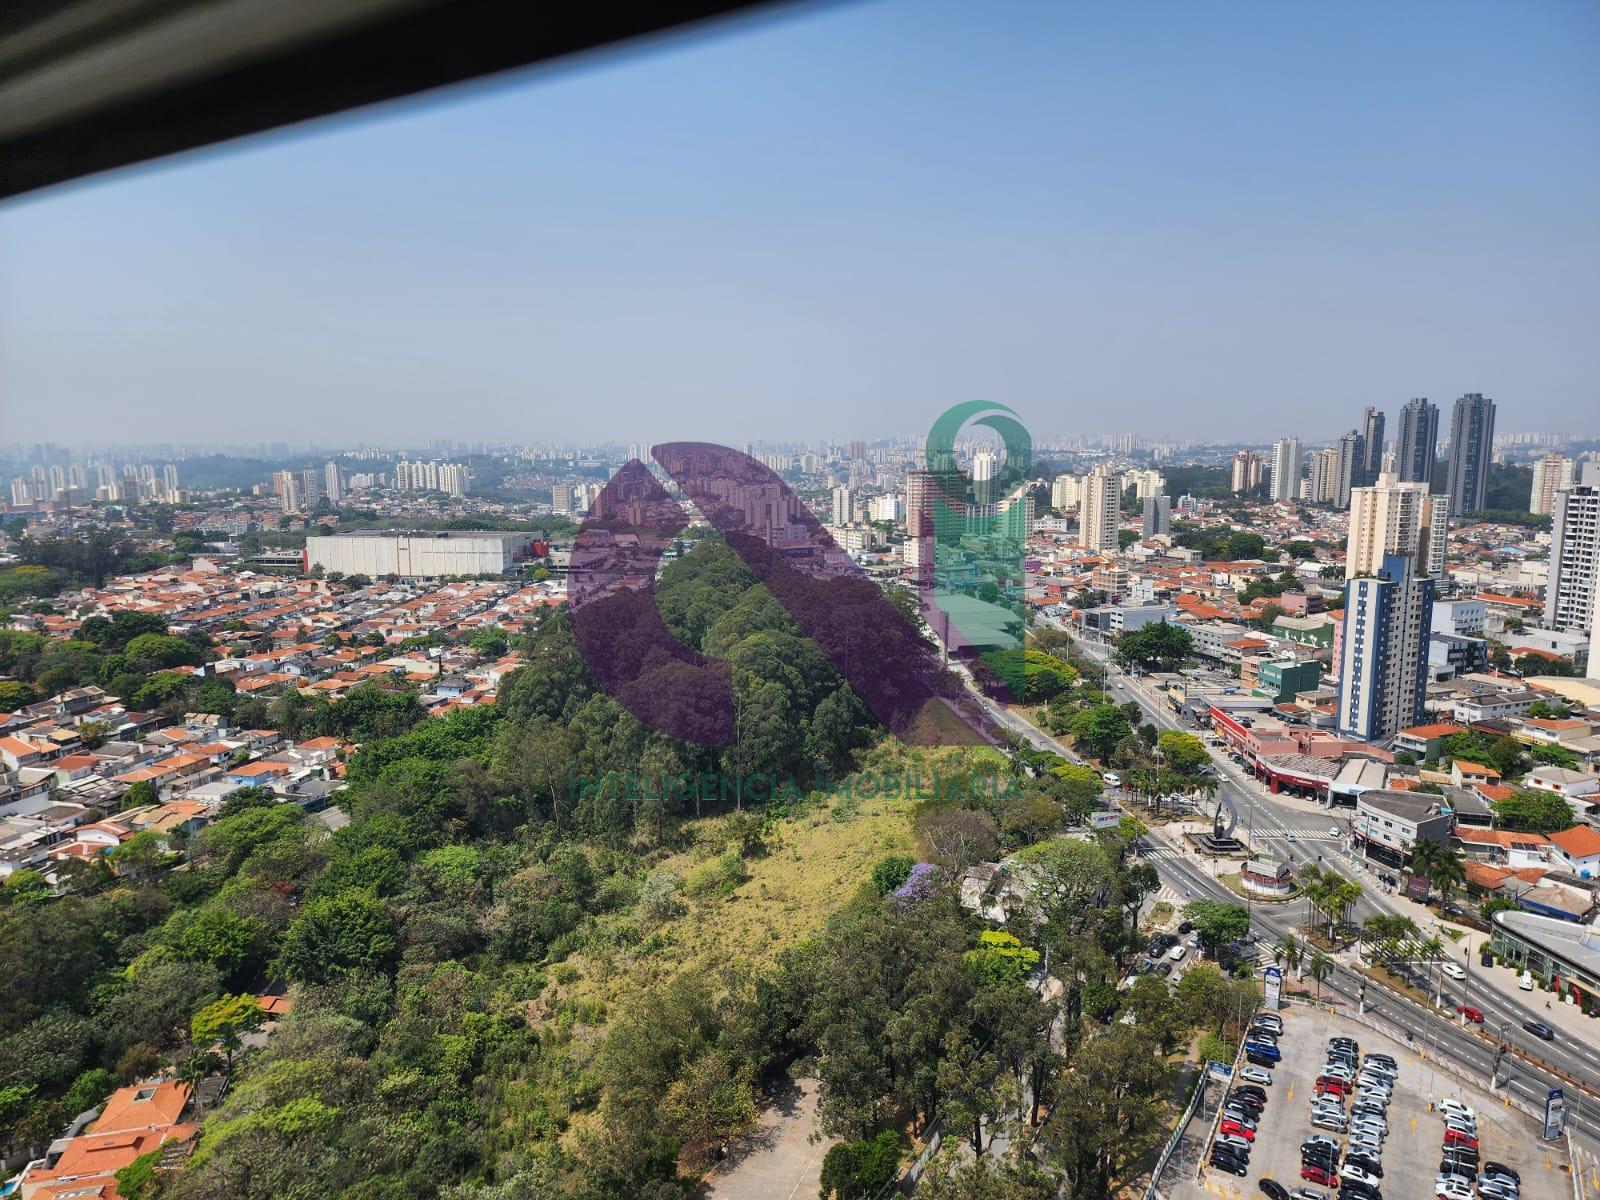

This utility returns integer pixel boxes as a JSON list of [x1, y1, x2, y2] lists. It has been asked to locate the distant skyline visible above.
[[2, 0, 1597, 445]]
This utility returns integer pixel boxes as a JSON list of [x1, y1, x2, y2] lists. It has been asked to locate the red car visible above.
[[1219, 1120, 1255, 1141], [1315, 1077, 1349, 1098], [1444, 1130, 1479, 1150], [1302, 1164, 1335, 1185], [1458, 1005, 1485, 1023]]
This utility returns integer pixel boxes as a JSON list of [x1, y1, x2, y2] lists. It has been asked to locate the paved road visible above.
[[696, 1077, 834, 1200], [1033, 625, 1600, 1151]]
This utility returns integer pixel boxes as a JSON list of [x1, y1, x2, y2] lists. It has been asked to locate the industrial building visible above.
[[304, 531, 537, 579]]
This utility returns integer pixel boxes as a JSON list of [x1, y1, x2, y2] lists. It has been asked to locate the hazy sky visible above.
[[2, 0, 1597, 449]]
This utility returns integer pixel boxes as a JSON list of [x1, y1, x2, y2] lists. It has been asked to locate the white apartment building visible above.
[[831, 484, 854, 527], [1270, 437, 1302, 503], [1530, 453, 1575, 516], [1080, 465, 1121, 554], [1231, 450, 1263, 495], [1345, 469, 1430, 579], [1051, 473, 1082, 511], [1545, 484, 1599, 634]]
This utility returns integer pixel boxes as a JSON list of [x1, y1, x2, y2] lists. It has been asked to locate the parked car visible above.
[[1519, 971, 1534, 991], [1300, 1163, 1335, 1186], [1345, 1155, 1382, 1178], [1290, 1190, 1331, 1200], [1240, 1066, 1273, 1085], [1482, 1163, 1520, 1184], [1260, 1181, 1290, 1200], [1443, 1130, 1479, 1150], [1212, 1153, 1249, 1177], [1438, 1099, 1474, 1121]]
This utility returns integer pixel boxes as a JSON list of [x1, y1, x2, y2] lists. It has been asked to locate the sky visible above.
[[2, 0, 1598, 449]]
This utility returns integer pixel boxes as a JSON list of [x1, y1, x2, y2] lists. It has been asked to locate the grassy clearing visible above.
[[556, 796, 915, 1018]]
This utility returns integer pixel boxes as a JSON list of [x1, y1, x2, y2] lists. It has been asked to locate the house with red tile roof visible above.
[[1546, 826, 1600, 878], [18, 1079, 195, 1200]]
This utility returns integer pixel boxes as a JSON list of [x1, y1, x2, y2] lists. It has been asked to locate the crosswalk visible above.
[[1259, 826, 1341, 842]]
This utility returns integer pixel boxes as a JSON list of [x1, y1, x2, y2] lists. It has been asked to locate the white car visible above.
[[1438, 1099, 1475, 1122], [1340, 1164, 1380, 1187], [1215, 1132, 1250, 1152], [1519, 971, 1534, 991], [1311, 1114, 1347, 1132], [1442, 961, 1466, 980], [1436, 1178, 1473, 1200], [1240, 1066, 1272, 1085], [1102, 771, 1122, 788], [1169, 944, 1188, 961]]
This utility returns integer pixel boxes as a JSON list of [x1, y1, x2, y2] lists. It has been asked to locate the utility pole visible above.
[[1490, 1020, 1511, 1090]]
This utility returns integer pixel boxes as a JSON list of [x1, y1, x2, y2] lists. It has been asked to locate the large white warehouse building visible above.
[[304, 531, 536, 579]]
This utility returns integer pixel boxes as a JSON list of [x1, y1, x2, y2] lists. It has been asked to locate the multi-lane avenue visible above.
[[992, 623, 1600, 1153]]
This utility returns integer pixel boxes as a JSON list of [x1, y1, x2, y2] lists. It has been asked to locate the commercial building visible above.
[[1336, 552, 1434, 743], [1270, 436, 1302, 502], [1352, 788, 1453, 868], [1544, 484, 1600, 635], [1230, 450, 1262, 495], [1445, 392, 1496, 516], [303, 530, 537, 579], [1394, 397, 1439, 486], [1530, 453, 1575, 516], [1255, 658, 1322, 703], [1080, 464, 1121, 554], [1489, 909, 1600, 1001]]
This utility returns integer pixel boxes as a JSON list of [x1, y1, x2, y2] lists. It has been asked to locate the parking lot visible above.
[[1175, 1005, 1571, 1200]]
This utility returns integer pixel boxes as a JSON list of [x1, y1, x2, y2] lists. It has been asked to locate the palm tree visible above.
[[1275, 933, 1304, 980], [1409, 837, 1443, 897], [1332, 878, 1364, 942], [1309, 949, 1334, 999], [1420, 935, 1448, 1004], [1361, 914, 1401, 962], [1431, 845, 1467, 916]]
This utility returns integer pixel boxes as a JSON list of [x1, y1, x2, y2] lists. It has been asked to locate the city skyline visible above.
[[3, 0, 1597, 444]]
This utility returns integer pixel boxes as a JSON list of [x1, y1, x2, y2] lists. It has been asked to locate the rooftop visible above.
[[1493, 908, 1600, 978]]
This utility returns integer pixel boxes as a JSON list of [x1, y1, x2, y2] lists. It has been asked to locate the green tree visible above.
[[870, 855, 916, 897], [120, 779, 160, 811], [277, 890, 396, 982], [190, 993, 266, 1068], [1112, 622, 1194, 671], [1155, 730, 1209, 775], [1066, 704, 1132, 762], [176, 908, 265, 978], [1181, 899, 1250, 952], [819, 1129, 901, 1199], [1493, 791, 1576, 833]]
